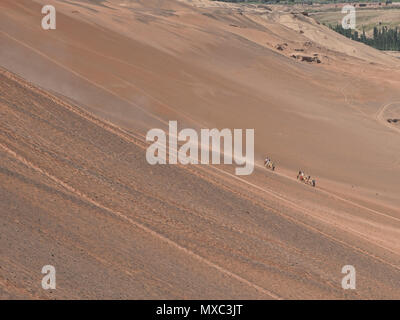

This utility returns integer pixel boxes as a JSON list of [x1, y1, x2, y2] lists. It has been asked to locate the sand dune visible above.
[[0, 0, 399, 299]]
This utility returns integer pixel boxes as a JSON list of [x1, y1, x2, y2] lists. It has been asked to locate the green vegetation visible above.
[[331, 24, 400, 50]]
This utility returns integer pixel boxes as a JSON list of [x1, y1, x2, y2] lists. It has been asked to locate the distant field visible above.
[[311, 6, 400, 35]]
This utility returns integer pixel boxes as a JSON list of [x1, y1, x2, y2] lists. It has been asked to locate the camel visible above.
[[297, 171, 305, 181], [297, 171, 316, 187], [264, 158, 275, 171]]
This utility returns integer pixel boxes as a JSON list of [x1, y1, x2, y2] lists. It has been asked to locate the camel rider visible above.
[[297, 170, 303, 180]]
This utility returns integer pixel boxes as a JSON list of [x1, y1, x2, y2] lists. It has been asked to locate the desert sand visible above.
[[0, 0, 399, 299]]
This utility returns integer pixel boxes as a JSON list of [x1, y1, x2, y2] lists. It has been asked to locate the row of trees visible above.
[[331, 24, 400, 50]]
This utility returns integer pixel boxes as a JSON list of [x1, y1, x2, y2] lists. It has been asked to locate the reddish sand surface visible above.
[[0, 0, 399, 299]]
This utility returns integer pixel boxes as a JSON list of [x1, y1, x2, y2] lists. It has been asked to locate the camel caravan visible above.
[[297, 170, 316, 187], [264, 157, 275, 171], [264, 156, 316, 188]]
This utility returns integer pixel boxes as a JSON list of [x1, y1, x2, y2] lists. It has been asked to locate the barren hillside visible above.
[[0, 0, 399, 299]]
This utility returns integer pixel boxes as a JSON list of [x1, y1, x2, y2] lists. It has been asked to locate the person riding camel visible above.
[[297, 170, 316, 187], [297, 170, 305, 181]]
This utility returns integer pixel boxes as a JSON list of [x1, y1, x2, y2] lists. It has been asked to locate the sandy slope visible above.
[[0, 0, 399, 299]]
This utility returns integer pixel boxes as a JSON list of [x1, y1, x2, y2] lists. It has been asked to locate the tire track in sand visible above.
[[375, 101, 400, 135]]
